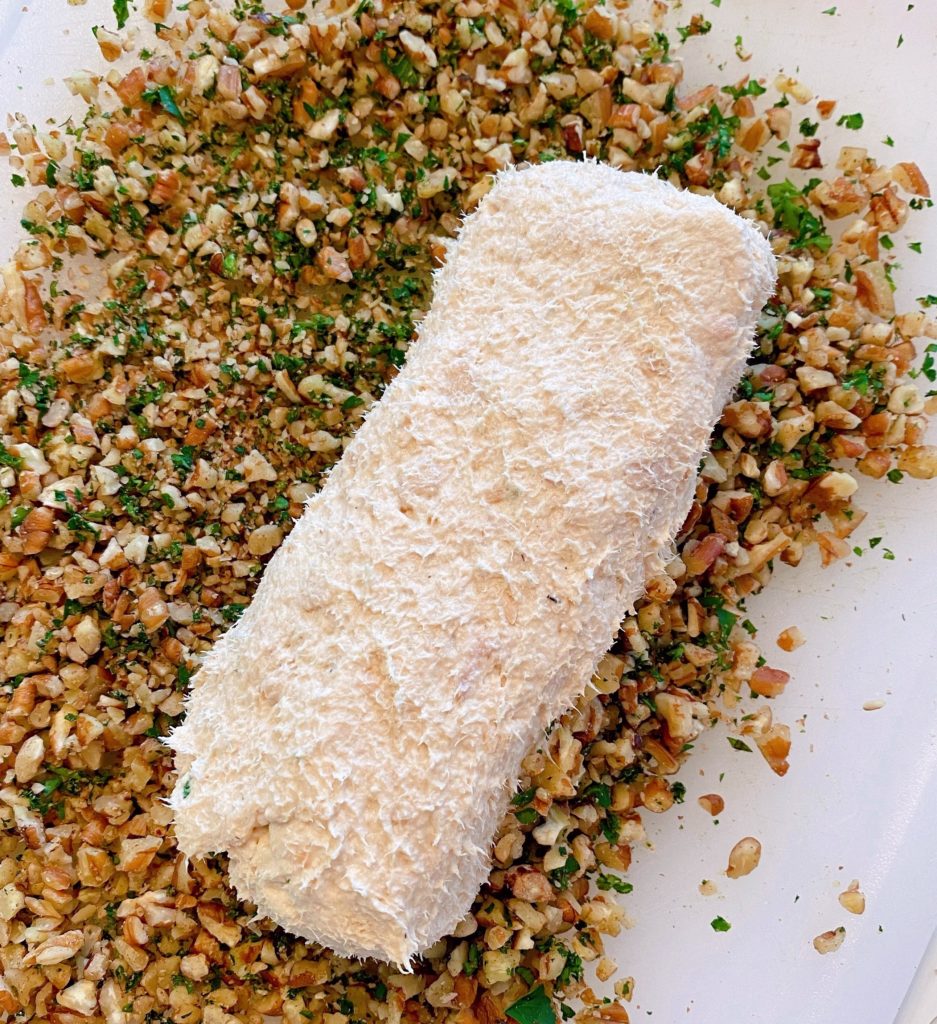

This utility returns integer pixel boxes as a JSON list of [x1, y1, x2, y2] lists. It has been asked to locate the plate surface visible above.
[[2, 2, 936, 1021]]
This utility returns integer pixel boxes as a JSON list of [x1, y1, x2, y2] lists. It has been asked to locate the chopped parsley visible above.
[[596, 873, 634, 894], [766, 179, 832, 252], [505, 986, 555, 1024], [837, 112, 864, 130], [142, 85, 186, 124]]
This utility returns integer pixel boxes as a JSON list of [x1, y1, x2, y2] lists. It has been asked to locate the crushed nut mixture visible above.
[[0, 1, 934, 1022]]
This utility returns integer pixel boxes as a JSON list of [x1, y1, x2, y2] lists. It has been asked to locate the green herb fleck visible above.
[[596, 872, 633, 894], [142, 85, 186, 124], [463, 943, 481, 977], [837, 112, 864, 130], [506, 986, 555, 1024]]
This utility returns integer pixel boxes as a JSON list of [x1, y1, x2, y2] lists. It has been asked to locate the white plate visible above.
[[2, 3, 935, 1022]]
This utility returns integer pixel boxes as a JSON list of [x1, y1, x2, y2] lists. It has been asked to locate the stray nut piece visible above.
[[838, 880, 865, 915], [698, 793, 725, 816], [813, 927, 846, 955], [726, 837, 762, 879]]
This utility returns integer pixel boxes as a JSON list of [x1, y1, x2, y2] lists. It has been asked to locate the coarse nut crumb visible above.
[[776, 626, 806, 651], [813, 927, 847, 955], [839, 880, 866, 915], [726, 837, 763, 879]]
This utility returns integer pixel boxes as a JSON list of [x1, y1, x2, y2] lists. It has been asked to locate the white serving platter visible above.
[[1, 2, 935, 1021]]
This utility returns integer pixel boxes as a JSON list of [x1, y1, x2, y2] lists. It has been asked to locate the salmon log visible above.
[[169, 161, 776, 965]]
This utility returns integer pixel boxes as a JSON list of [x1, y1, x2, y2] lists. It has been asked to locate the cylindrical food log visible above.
[[170, 162, 776, 965]]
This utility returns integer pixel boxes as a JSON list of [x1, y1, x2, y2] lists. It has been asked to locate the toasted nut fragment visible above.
[[839, 881, 865, 915], [4, 679, 36, 719], [722, 400, 772, 438], [898, 445, 937, 479], [14, 733, 44, 783], [508, 868, 553, 902], [813, 927, 846, 955], [763, 459, 788, 496], [640, 778, 675, 813], [726, 836, 762, 878], [58, 980, 98, 1016], [150, 168, 181, 205], [698, 793, 725, 816], [248, 524, 283, 556], [749, 666, 790, 698], [138, 587, 170, 632], [118, 836, 163, 873], [756, 724, 791, 776], [580, 1003, 631, 1024], [96, 27, 123, 62], [21, 506, 55, 555], [143, 0, 173, 21], [776, 626, 806, 651], [318, 246, 353, 282], [59, 351, 104, 383], [683, 533, 726, 575], [891, 161, 931, 197], [791, 140, 822, 169], [24, 929, 84, 965], [810, 176, 869, 218]]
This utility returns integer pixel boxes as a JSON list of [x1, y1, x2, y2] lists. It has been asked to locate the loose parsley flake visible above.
[[596, 873, 634, 894], [722, 80, 766, 100], [837, 112, 864, 130], [505, 986, 555, 1024], [142, 85, 186, 124], [113, 0, 130, 30], [767, 180, 832, 252], [728, 737, 753, 752], [711, 916, 732, 932]]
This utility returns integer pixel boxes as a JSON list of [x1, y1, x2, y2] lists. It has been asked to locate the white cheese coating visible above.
[[169, 162, 776, 966]]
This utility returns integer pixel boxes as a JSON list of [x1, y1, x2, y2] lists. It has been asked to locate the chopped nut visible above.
[[138, 588, 170, 632], [14, 733, 44, 783], [726, 837, 762, 879], [698, 794, 725, 816], [813, 927, 846, 955], [776, 626, 806, 651], [839, 881, 865, 915]]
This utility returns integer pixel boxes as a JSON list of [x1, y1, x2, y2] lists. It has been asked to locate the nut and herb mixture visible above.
[[0, 1, 934, 1022]]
